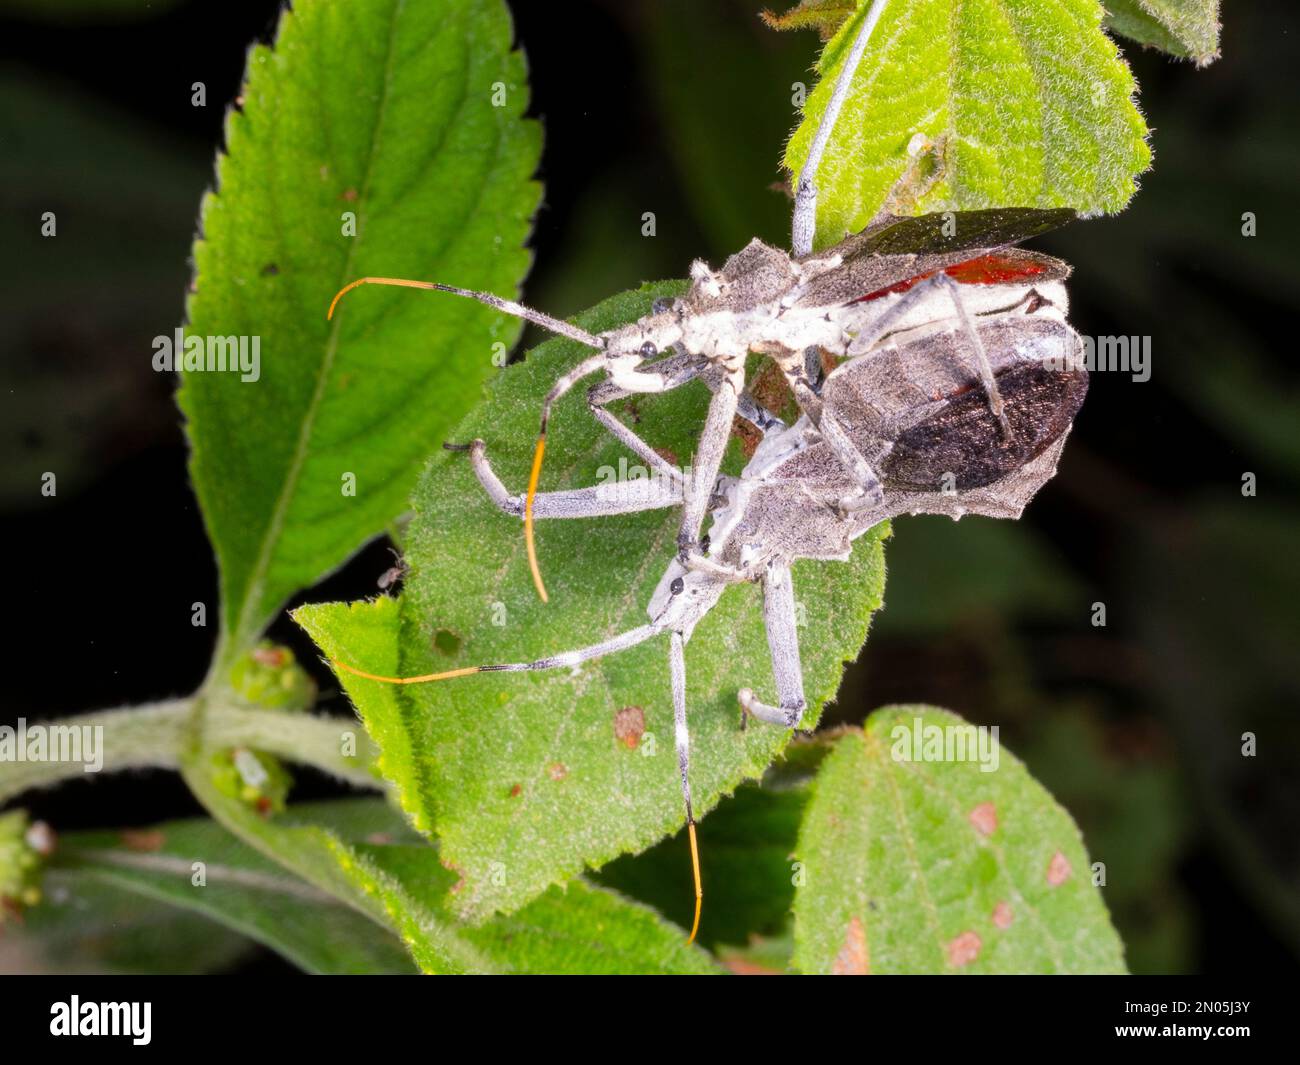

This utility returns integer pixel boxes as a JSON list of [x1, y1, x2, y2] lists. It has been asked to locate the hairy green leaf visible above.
[[181, 767, 495, 973], [362, 843, 718, 974], [1103, 0, 1221, 65], [792, 706, 1126, 973], [180, 0, 540, 666], [784, 0, 1152, 247], [42, 798, 713, 974], [297, 283, 887, 923], [598, 777, 810, 951]]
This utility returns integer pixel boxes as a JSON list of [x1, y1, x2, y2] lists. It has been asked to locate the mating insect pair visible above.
[[326, 6, 1088, 940], [331, 224, 1088, 940]]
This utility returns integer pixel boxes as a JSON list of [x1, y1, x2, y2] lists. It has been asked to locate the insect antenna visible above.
[[327, 276, 604, 348], [522, 354, 609, 602], [332, 621, 707, 943], [328, 276, 609, 604]]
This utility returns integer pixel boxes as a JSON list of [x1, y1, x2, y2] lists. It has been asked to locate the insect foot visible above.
[[738, 688, 807, 730]]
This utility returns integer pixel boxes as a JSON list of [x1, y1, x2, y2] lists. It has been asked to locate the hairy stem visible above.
[[0, 699, 380, 804]]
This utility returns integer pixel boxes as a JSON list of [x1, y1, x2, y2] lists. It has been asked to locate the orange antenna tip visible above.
[[687, 820, 703, 945], [524, 435, 549, 603], [331, 658, 479, 685], [327, 276, 440, 320]]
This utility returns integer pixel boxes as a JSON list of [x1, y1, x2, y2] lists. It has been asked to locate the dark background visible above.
[[1, 0, 1296, 974]]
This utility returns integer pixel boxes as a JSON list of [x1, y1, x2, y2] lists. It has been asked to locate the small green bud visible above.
[[0, 810, 53, 923], [229, 641, 316, 711]]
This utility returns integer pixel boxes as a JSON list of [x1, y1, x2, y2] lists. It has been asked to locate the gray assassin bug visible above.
[[326, 1, 1077, 606], [334, 304, 1089, 942], [326, 1, 1089, 939]]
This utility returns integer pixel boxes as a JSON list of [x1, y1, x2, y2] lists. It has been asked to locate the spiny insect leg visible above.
[[791, 0, 890, 255], [526, 354, 700, 601], [677, 365, 744, 559], [738, 562, 808, 730], [818, 406, 885, 515], [934, 271, 1011, 437], [452, 439, 684, 520]]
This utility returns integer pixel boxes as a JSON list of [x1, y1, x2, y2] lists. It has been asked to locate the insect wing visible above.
[[795, 207, 1075, 308], [848, 207, 1076, 258]]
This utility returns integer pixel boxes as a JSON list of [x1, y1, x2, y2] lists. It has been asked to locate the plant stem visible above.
[[0, 699, 380, 804]]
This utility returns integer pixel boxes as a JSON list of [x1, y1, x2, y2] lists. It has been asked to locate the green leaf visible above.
[[1103, 0, 1221, 66], [180, 765, 496, 973], [180, 0, 541, 665], [296, 282, 888, 922], [597, 777, 810, 951], [37, 798, 712, 974], [362, 844, 719, 974], [46, 815, 418, 974], [792, 706, 1126, 973], [783, 0, 1152, 248], [7, 878, 257, 975]]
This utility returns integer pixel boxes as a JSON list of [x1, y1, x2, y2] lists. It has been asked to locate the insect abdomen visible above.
[[881, 362, 1089, 492]]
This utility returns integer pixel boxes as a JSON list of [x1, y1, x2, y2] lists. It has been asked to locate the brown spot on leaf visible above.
[[831, 916, 870, 974], [508, 783, 522, 798], [614, 705, 646, 749], [547, 763, 568, 782], [968, 801, 997, 837], [120, 829, 165, 852], [946, 931, 982, 967], [1047, 850, 1072, 887], [441, 858, 465, 894], [992, 901, 1013, 929], [366, 833, 394, 845], [341, 187, 358, 201]]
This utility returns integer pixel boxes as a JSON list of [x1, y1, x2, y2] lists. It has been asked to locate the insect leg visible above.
[[677, 364, 744, 559], [591, 350, 784, 436], [450, 440, 684, 519], [587, 404, 686, 485], [669, 630, 704, 944], [791, 0, 890, 256], [817, 406, 885, 515], [738, 562, 807, 729], [934, 271, 1011, 436]]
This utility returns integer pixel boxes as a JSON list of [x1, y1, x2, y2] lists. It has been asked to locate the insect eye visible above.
[[639, 341, 658, 359], [670, 577, 684, 596]]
